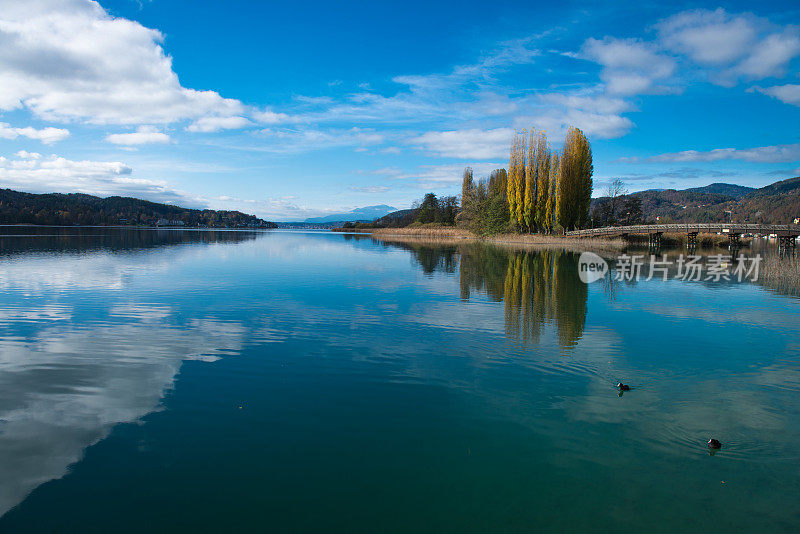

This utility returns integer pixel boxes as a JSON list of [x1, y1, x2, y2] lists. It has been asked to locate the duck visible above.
[[708, 438, 722, 449], [616, 382, 630, 391]]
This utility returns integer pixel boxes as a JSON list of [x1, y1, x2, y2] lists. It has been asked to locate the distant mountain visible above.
[[724, 176, 800, 223], [684, 183, 754, 198], [591, 178, 799, 225], [0, 189, 277, 228], [304, 204, 396, 223]]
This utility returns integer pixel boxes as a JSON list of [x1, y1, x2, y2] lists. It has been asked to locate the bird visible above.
[[617, 383, 630, 391], [708, 438, 722, 449]]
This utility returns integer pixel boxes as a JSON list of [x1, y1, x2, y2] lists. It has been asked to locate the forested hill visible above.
[[0, 189, 277, 228], [591, 177, 800, 225]]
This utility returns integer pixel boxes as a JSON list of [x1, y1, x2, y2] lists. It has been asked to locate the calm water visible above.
[[0, 227, 798, 532]]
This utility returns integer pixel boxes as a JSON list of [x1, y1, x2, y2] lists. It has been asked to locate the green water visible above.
[[0, 227, 798, 532]]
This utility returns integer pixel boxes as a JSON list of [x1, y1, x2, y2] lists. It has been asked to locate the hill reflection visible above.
[[0, 227, 261, 257]]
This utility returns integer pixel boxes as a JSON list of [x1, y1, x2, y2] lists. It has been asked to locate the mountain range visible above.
[[304, 204, 396, 223]]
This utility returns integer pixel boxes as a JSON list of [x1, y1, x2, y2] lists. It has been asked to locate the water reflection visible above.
[[0, 229, 261, 517], [0, 226, 260, 257], [1, 230, 799, 531], [0, 305, 245, 517], [388, 241, 588, 347]]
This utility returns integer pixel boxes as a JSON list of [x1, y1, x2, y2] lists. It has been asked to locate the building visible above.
[[155, 218, 185, 227]]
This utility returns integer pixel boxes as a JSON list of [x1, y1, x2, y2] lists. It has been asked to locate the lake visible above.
[[0, 227, 798, 532]]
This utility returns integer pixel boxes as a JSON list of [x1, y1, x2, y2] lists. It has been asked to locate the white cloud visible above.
[[0, 122, 69, 144], [186, 116, 253, 133], [253, 109, 291, 125], [408, 128, 514, 159], [253, 127, 385, 154], [348, 186, 390, 193], [15, 150, 42, 159], [753, 84, 800, 107], [735, 30, 800, 79], [361, 162, 504, 189], [656, 9, 760, 65], [0, 152, 198, 204], [105, 125, 170, 145], [646, 143, 800, 163], [656, 9, 800, 84], [525, 94, 635, 140], [0, 0, 244, 125], [581, 37, 676, 96]]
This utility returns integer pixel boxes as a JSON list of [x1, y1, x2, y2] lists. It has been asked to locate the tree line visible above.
[[0, 189, 277, 228], [460, 126, 594, 235]]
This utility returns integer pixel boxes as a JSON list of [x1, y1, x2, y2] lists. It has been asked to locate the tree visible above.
[[439, 195, 459, 224], [508, 131, 527, 229], [621, 196, 643, 225], [523, 130, 536, 232], [545, 152, 559, 233], [534, 132, 551, 231], [459, 167, 477, 227], [605, 178, 626, 226], [556, 127, 593, 231], [417, 193, 440, 223], [415, 193, 459, 225], [507, 138, 519, 227], [488, 168, 507, 198]]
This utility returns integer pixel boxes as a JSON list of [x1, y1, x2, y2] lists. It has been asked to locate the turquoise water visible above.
[[0, 228, 798, 532]]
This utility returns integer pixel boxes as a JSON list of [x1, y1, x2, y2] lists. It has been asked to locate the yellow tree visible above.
[[545, 152, 559, 232], [507, 136, 518, 224], [557, 127, 593, 230], [508, 131, 527, 228], [534, 131, 551, 231], [523, 129, 536, 232]]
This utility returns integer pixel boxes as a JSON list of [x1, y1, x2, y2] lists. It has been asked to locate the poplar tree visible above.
[[545, 152, 559, 233], [534, 131, 551, 231], [523, 129, 536, 232], [508, 131, 526, 229], [488, 168, 507, 198], [460, 167, 476, 226], [557, 127, 593, 230], [507, 138, 518, 225]]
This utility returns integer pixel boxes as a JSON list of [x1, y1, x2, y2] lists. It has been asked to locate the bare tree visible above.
[[606, 178, 627, 226]]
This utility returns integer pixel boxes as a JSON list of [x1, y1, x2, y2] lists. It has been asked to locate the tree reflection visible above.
[[398, 241, 588, 348]]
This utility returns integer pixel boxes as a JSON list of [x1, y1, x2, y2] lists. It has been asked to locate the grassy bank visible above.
[[368, 226, 626, 253]]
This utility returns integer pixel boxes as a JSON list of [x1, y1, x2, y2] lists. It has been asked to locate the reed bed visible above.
[[759, 253, 800, 297], [624, 232, 752, 248], [370, 227, 474, 238], [488, 232, 626, 250], [331, 227, 373, 233]]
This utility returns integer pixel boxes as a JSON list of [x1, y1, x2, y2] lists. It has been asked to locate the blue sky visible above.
[[0, 0, 798, 220]]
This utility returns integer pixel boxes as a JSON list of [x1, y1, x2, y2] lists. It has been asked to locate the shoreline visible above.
[[336, 226, 762, 252]]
